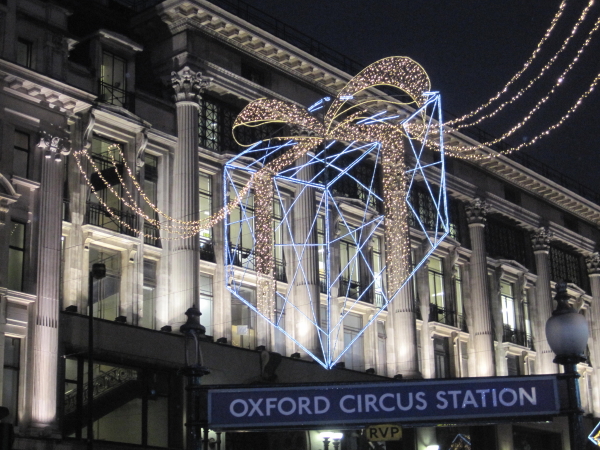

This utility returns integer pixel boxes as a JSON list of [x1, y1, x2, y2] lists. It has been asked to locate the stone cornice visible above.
[[475, 153, 600, 226], [0, 59, 94, 114], [142, 0, 350, 94]]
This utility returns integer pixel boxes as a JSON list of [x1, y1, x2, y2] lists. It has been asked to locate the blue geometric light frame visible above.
[[224, 92, 448, 370]]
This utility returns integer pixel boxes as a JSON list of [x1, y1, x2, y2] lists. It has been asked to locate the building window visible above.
[[428, 256, 450, 325], [273, 296, 286, 355], [199, 172, 214, 261], [3, 337, 20, 424], [485, 216, 531, 270], [143, 154, 160, 246], [343, 313, 365, 371], [227, 186, 254, 270], [199, 97, 239, 153], [63, 359, 171, 446], [459, 340, 469, 377], [89, 247, 121, 320], [339, 227, 361, 300], [376, 321, 387, 376], [231, 287, 256, 349], [507, 354, 521, 376], [501, 281, 516, 336], [550, 245, 583, 288], [504, 185, 521, 205], [16, 38, 33, 68], [372, 236, 384, 307], [454, 266, 466, 331], [141, 259, 156, 329], [8, 221, 26, 291], [433, 336, 451, 379], [199, 274, 213, 336], [100, 51, 129, 109], [273, 200, 287, 282], [408, 185, 461, 241], [241, 62, 266, 86], [13, 130, 30, 178], [317, 215, 326, 294], [501, 280, 532, 348], [86, 137, 137, 236]]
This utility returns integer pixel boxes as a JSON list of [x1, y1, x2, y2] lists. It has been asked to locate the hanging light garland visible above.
[[441, 15, 600, 155], [443, 70, 600, 160], [450, 0, 597, 130], [445, 0, 570, 126]]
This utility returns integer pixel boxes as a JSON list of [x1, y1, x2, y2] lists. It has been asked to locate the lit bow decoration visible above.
[[232, 56, 433, 315]]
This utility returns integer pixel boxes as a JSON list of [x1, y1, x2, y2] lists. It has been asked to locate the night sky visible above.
[[245, 0, 600, 193]]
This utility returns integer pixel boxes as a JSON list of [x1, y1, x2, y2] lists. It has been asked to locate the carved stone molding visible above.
[[586, 252, 600, 275], [531, 227, 552, 253], [171, 66, 211, 103], [37, 130, 70, 161], [465, 198, 489, 225], [135, 129, 149, 169]]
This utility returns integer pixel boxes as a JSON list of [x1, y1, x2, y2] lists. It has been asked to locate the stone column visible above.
[[290, 153, 321, 359], [169, 67, 210, 327], [586, 253, 600, 416], [491, 266, 508, 376], [381, 141, 419, 379], [26, 134, 68, 431], [465, 198, 495, 377], [531, 227, 556, 374]]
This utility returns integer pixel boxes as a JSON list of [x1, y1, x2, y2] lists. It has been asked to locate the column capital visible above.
[[531, 227, 552, 253], [171, 66, 211, 103], [586, 252, 600, 276], [37, 131, 70, 160], [465, 198, 488, 225]]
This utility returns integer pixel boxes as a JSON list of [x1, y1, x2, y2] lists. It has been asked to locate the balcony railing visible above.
[[86, 203, 137, 237], [429, 304, 467, 331], [144, 222, 161, 247], [274, 257, 287, 283], [200, 239, 215, 262], [98, 80, 135, 112], [339, 277, 361, 300], [502, 325, 533, 349]]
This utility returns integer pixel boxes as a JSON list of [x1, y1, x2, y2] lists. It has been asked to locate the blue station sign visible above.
[[208, 376, 559, 429]]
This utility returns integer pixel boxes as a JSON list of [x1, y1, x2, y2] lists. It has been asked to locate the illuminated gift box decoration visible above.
[[225, 57, 449, 369]]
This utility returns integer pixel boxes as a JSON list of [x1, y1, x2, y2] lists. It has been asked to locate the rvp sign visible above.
[[366, 424, 402, 441]]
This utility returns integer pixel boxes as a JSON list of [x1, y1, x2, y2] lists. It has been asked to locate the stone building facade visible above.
[[1, 0, 600, 449]]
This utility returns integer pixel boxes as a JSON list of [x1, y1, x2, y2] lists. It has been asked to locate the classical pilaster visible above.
[[381, 142, 419, 379], [290, 153, 321, 358], [465, 198, 495, 376], [26, 133, 69, 431], [491, 266, 508, 376], [416, 256, 434, 379], [169, 67, 210, 326], [531, 227, 556, 374], [586, 253, 600, 415]]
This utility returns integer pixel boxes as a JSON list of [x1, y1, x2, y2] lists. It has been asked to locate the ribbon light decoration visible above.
[[229, 57, 448, 366]]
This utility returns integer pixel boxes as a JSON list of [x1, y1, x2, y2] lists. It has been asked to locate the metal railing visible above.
[[429, 304, 467, 331], [339, 277, 361, 300], [86, 202, 137, 237], [200, 239, 215, 262], [502, 325, 533, 349], [144, 222, 161, 247], [64, 367, 137, 414], [98, 80, 135, 112]]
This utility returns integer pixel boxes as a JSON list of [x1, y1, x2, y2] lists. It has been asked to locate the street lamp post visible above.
[[180, 305, 210, 450], [545, 281, 589, 450]]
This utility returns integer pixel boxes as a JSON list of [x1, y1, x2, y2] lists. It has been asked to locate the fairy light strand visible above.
[[451, 0, 598, 130], [445, 0, 569, 126]]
